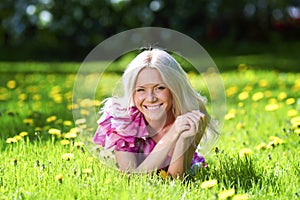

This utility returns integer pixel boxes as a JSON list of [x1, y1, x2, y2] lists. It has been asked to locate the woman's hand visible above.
[[174, 110, 205, 139]]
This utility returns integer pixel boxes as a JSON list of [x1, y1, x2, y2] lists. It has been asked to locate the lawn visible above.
[[0, 61, 299, 200]]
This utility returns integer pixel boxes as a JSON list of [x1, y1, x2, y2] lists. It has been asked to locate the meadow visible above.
[[0, 62, 299, 200]]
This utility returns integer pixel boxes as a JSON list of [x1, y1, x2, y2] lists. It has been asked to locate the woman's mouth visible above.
[[144, 104, 163, 111]]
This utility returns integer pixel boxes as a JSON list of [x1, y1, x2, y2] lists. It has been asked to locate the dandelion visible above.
[[251, 92, 264, 101], [286, 98, 295, 105], [239, 148, 252, 158], [236, 122, 244, 129], [238, 91, 249, 101], [46, 116, 57, 123], [6, 138, 17, 143], [269, 136, 284, 145], [75, 118, 86, 125], [294, 129, 300, 135], [23, 118, 34, 125], [13, 135, 23, 141], [55, 174, 63, 183], [79, 98, 95, 107], [200, 179, 218, 189], [160, 170, 169, 180], [259, 79, 268, 87], [287, 109, 298, 117], [224, 113, 235, 120], [63, 120, 72, 126], [60, 140, 70, 145], [62, 153, 74, 161], [277, 92, 287, 101], [265, 103, 279, 111], [7, 80, 16, 89], [238, 102, 244, 107], [226, 86, 238, 97], [18, 93, 27, 101], [64, 132, 77, 139], [232, 194, 249, 200], [19, 131, 28, 137], [218, 188, 235, 200], [255, 142, 267, 150], [48, 128, 61, 136], [74, 142, 84, 147]]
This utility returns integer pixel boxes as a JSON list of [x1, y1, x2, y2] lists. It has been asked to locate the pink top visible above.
[[93, 99, 206, 171]]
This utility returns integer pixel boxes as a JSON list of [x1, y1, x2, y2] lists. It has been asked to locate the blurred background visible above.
[[0, 0, 299, 70]]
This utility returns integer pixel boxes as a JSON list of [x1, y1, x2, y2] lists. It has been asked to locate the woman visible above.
[[93, 48, 219, 178]]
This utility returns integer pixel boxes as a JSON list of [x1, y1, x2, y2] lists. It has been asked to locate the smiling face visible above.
[[133, 68, 174, 125]]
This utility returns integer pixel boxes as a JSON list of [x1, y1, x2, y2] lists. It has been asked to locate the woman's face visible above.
[[133, 68, 173, 123]]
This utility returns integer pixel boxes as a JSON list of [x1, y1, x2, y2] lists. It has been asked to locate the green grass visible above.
[[0, 62, 299, 199]]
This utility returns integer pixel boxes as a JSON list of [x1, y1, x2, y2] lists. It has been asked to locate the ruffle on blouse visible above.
[[93, 99, 155, 153]]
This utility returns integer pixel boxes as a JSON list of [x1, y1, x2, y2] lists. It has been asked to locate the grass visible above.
[[0, 61, 300, 199]]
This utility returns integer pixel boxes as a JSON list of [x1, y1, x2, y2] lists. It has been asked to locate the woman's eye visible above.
[[136, 88, 144, 92], [157, 86, 165, 90]]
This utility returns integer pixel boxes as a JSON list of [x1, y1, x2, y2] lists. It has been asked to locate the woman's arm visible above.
[[115, 125, 180, 173]]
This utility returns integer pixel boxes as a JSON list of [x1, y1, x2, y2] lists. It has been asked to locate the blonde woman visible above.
[[93, 48, 219, 178]]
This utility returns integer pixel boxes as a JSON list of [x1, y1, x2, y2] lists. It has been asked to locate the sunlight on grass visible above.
[[0, 63, 299, 199]]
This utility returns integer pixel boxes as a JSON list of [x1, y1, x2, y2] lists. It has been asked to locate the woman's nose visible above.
[[146, 90, 157, 102]]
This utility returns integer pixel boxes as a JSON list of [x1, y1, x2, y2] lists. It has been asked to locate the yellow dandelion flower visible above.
[[53, 94, 62, 103], [259, 79, 268, 87], [70, 127, 81, 134], [63, 120, 72, 126], [33, 94, 41, 101], [269, 136, 284, 145], [79, 98, 94, 108], [55, 174, 63, 183], [60, 140, 70, 145], [238, 92, 249, 101], [6, 138, 17, 143], [291, 116, 300, 124], [255, 142, 267, 150], [62, 153, 74, 161], [252, 92, 264, 101], [265, 103, 279, 111], [46, 115, 57, 123], [277, 92, 287, 101], [218, 188, 235, 200], [74, 142, 84, 147], [23, 118, 34, 125], [200, 179, 218, 189], [48, 128, 61, 136], [225, 113, 235, 120], [232, 194, 249, 200], [286, 98, 295, 105], [226, 86, 238, 97], [64, 132, 77, 139], [287, 109, 298, 117], [7, 80, 17, 89], [83, 168, 93, 174], [75, 118, 86, 125], [14, 135, 23, 141], [19, 131, 28, 137], [243, 86, 253, 92], [236, 122, 244, 129], [160, 170, 169, 180], [239, 148, 252, 158], [294, 129, 300, 135], [18, 93, 27, 101]]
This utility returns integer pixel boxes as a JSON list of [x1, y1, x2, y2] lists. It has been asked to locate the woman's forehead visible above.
[[135, 68, 165, 87]]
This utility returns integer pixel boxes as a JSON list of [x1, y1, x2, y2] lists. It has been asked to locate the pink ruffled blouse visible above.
[[93, 99, 206, 172]]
